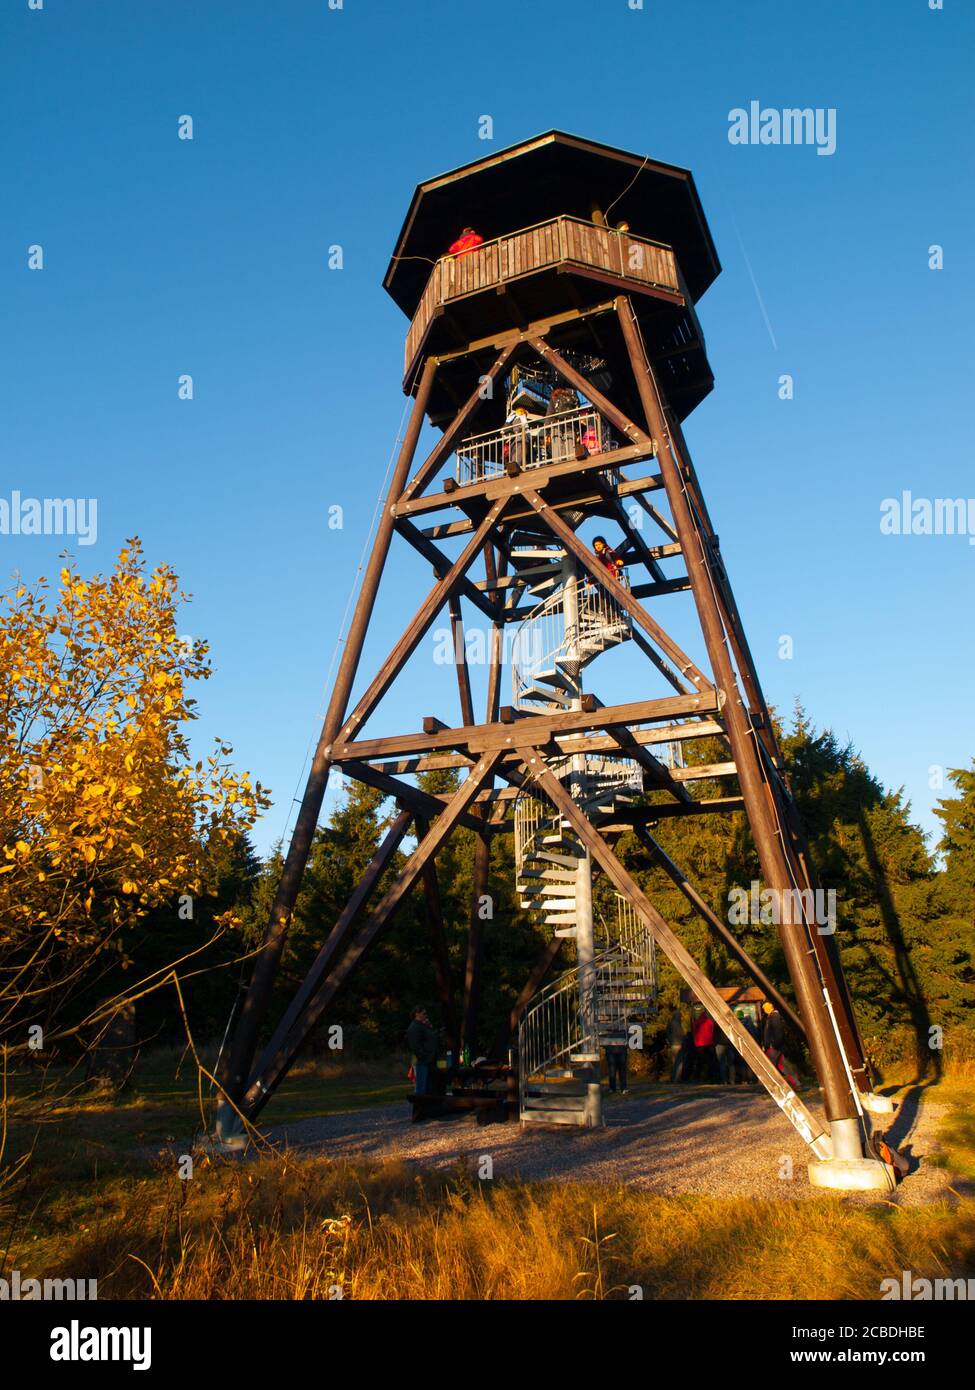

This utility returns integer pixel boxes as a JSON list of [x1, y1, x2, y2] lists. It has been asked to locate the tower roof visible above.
[[384, 130, 721, 318]]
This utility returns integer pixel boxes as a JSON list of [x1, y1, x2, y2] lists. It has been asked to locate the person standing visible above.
[[605, 1038, 628, 1095], [544, 386, 581, 462], [665, 1006, 686, 1082], [737, 1008, 762, 1083], [405, 1005, 438, 1097], [503, 404, 530, 475], [448, 226, 484, 257], [713, 1015, 731, 1085], [761, 1001, 799, 1088], [691, 1006, 717, 1082], [592, 535, 625, 580]]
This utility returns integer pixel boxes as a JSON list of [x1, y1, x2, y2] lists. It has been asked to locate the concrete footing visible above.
[[213, 1103, 248, 1150], [808, 1157, 896, 1192], [808, 1115, 896, 1191], [860, 1090, 896, 1116]]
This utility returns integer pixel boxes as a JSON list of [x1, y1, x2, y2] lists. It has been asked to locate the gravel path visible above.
[[264, 1083, 970, 1204]]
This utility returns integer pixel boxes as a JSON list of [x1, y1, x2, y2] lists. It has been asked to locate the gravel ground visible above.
[[261, 1083, 970, 1205]]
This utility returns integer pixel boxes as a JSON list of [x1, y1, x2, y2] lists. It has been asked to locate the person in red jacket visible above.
[[691, 1007, 717, 1082], [592, 535, 625, 580], [448, 226, 484, 257]]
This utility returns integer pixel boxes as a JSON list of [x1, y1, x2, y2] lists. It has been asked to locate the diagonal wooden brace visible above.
[[241, 750, 505, 1118], [517, 747, 832, 1158]]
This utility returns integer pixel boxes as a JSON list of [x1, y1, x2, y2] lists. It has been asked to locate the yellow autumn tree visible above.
[[0, 539, 268, 1046]]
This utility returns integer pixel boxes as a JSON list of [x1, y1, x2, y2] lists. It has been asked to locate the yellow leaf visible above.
[[130, 842, 145, 859]]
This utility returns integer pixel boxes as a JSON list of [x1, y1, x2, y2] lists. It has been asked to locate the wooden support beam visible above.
[[395, 517, 499, 621], [633, 493, 678, 542], [341, 760, 485, 834], [603, 723, 692, 803], [243, 810, 413, 1108], [629, 576, 691, 599], [599, 797, 745, 831], [463, 829, 491, 1053], [596, 476, 666, 582], [626, 623, 693, 696], [357, 718, 727, 777], [503, 573, 691, 625], [447, 596, 476, 727], [615, 296, 860, 1127], [522, 487, 714, 695], [332, 691, 723, 763], [670, 760, 737, 783], [415, 815, 460, 1054], [399, 345, 515, 504], [416, 472, 664, 538], [631, 825, 805, 1038], [528, 334, 653, 451], [394, 442, 651, 520], [215, 355, 440, 1121], [430, 299, 619, 369], [242, 751, 505, 1119], [335, 496, 509, 749], [516, 750, 830, 1157]]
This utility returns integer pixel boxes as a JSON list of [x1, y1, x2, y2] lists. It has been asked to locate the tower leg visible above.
[[213, 356, 439, 1139], [616, 298, 890, 1186]]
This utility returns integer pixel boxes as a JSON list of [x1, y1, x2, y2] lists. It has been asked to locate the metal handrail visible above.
[[406, 215, 681, 379], [440, 215, 678, 298], [518, 954, 604, 1107], [517, 924, 656, 1109], [511, 572, 631, 710], [513, 756, 641, 884], [455, 405, 620, 487]]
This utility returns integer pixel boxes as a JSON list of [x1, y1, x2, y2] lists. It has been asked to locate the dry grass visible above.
[[7, 1151, 974, 1301], [3, 1050, 974, 1301]]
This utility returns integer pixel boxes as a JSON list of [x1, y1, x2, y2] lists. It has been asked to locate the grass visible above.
[[3, 1052, 974, 1300], [3, 1051, 408, 1177], [8, 1156, 975, 1301], [922, 1081, 975, 1181]]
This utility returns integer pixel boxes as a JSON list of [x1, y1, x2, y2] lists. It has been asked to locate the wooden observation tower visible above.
[[216, 132, 897, 1190]]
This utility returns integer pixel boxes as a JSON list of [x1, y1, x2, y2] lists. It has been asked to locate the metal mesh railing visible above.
[[513, 756, 641, 882], [455, 406, 619, 487], [511, 573, 631, 709], [518, 962, 600, 1104]]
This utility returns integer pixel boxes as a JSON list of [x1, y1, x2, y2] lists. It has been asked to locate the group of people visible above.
[[406, 998, 800, 1100], [501, 383, 602, 475], [666, 1001, 799, 1088]]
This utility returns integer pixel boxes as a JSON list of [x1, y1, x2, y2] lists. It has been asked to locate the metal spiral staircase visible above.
[[511, 542, 659, 1126]]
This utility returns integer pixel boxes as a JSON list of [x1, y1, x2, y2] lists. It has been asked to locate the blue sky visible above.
[[2, 0, 972, 857]]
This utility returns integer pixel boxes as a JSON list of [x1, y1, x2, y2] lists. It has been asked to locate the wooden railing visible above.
[[404, 216, 681, 378]]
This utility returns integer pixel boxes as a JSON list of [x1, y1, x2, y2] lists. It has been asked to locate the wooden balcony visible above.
[[404, 216, 682, 385]]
